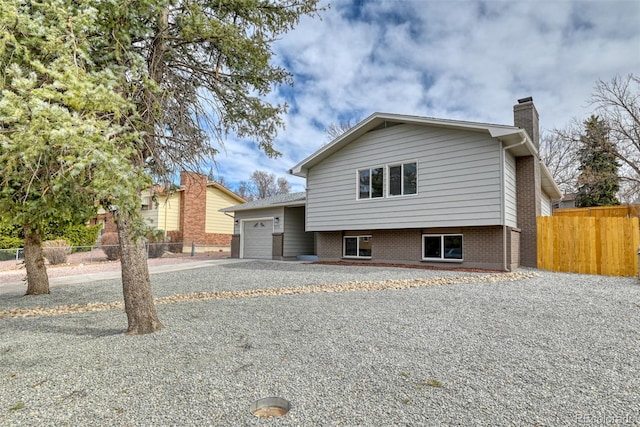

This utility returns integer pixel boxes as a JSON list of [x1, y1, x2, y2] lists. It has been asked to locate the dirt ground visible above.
[[0, 249, 231, 285]]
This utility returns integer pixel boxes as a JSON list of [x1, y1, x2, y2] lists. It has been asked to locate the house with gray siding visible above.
[[223, 98, 562, 270]]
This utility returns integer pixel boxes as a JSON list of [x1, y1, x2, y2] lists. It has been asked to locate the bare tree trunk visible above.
[[23, 226, 50, 295], [115, 211, 163, 335]]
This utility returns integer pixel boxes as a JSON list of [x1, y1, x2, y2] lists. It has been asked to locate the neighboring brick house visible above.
[[92, 171, 244, 250], [223, 98, 562, 270]]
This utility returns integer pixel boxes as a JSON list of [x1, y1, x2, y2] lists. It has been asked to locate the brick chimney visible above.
[[513, 97, 542, 268], [513, 96, 539, 149], [179, 171, 207, 246]]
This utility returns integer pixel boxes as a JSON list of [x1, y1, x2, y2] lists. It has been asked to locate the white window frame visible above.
[[343, 235, 373, 259], [356, 167, 385, 200], [422, 234, 463, 262], [387, 161, 418, 197]]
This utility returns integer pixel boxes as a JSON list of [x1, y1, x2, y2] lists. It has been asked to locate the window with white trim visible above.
[[358, 167, 384, 199], [343, 235, 372, 258], [422, 234, 463, 261], [388, 162, 417, 196]]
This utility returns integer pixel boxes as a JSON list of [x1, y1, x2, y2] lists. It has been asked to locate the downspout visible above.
[[501, 136, 527, 271], [223, 211, 236, 234]]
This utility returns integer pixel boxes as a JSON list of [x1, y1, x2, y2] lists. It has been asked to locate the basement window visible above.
[[422, 234, 463, 261], [343, 236, 372, 258]]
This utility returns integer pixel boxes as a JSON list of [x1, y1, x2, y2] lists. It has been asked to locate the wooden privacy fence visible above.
[[537, 216, 639, 277], [553, 204, 640, 218]]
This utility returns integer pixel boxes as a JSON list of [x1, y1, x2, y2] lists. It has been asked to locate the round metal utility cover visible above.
[[250, 397, 291, 418]]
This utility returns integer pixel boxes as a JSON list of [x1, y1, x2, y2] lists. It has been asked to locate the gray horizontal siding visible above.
[[283, 207, 314, 257], [541, 191, 552, 217], [306, 124, 503, 231], [233, 207, 284, 234], [504, 151, 517, 227]]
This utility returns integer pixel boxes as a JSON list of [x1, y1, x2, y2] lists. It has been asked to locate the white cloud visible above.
[[215, 0, 640, 193]]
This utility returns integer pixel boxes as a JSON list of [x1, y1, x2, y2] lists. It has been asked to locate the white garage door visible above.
[[242, 219, 273, 259]]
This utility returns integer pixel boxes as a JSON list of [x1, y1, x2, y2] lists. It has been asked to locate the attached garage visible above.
[[241, 219, 274, 259], [220, 192, 315, 260]]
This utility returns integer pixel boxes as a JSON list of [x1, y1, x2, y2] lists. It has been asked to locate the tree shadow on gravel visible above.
[[4, 320, 125, 338]]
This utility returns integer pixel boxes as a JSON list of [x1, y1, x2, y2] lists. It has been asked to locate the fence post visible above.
[[15, 248, 19, 266]]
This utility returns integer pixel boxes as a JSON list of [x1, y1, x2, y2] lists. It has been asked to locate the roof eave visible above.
[[208, 182, 245, 203], [540, 163, 563, 200]]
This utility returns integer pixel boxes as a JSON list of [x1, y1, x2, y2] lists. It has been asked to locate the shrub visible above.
[[46, 224, 102, 251], [64, 224, 102, 249], [166, 230, 183, 254], [100, 232, 120, 260], [146, 230, 167, 259], [43, 240, 70, 265], [0, 235, 23, 250]]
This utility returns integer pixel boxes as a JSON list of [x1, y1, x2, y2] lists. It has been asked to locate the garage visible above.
[[241, 219, 273, 259], [220, 192, 314, 260]]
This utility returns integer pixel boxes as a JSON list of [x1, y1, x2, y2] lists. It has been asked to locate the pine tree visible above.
[[0, 0, 143, 295], [575, 115, 621, 207]]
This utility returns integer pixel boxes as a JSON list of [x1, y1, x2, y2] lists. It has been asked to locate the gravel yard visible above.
[[0, 261, 639, 426]]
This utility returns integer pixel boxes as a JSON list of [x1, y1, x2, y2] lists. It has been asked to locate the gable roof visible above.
[[290, 112, 536, 176], [151, 180, 245, 204], [220, 192, 306, 213], [290, 112, 562, 200], [207, 181, 246, 204]]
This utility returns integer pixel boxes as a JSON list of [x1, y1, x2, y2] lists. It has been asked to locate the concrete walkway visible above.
[[0, 258, 249, 295]]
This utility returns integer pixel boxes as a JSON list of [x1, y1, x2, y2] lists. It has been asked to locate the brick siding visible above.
[[316, 226, 513, 271], [180, 172, 207, 245], [316, 231, 343, 260], [513, 99, 540, 149], [230, 234, 240, 258], [513, 99, 542, 268], [461, 226, 504, 269], [509, 228, 521, 270], [516, 156, 541, 267], [201, 233, 232, 246], [179, 172, 232, 248], [272, 233, 284, 260], [374, 229, 422, 261]]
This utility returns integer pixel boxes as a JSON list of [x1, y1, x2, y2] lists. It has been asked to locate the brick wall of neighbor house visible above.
[[179, 172, 233, 248], [89, 212, 117, 236], [272, 233, 284, 260], [201, 233, 232, 246], [180, 172, 207, 245]]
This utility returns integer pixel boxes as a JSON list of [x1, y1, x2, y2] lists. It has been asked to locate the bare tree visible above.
[[325, 119, 359, 142], [539, 122, 582, 195], [238, 170, 291, 201], [277, 177, 291, 195], [236, 180, 254, 201], [591, 74, 640, 202]]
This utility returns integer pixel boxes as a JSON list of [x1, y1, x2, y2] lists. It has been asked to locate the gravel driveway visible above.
[[0, 261, 638, 426]]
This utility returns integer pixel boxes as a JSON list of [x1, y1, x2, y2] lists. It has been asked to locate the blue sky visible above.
[[212, 0, 640, 193]]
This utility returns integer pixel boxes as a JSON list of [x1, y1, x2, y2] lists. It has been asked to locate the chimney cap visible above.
[[517, 96, 533, 104]]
